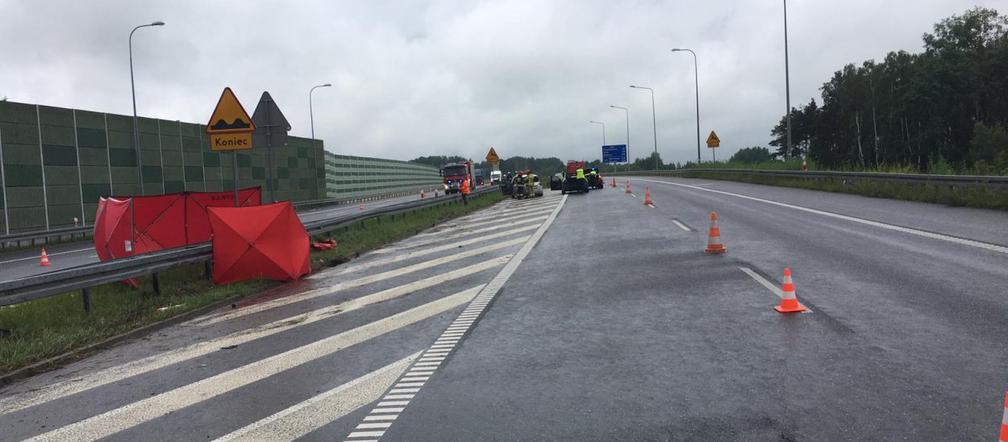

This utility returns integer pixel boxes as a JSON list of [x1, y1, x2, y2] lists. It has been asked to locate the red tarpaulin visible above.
[[207, 201, 310, 285], [93, 188, 262, 261]]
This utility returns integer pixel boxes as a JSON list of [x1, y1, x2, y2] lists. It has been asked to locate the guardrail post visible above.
[[152, 272, 161, 295], [82, 288, 92, 314]]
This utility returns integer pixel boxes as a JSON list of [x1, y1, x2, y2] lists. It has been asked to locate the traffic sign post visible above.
[[602, 144, 628, 164], [252, 91, 291, 203], [485, 147, 500, 170], [706, 130, 720, 162], [207, 87, 256, 206]]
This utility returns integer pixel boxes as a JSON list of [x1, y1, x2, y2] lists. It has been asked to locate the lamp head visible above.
[[151, 21, 165, 26]]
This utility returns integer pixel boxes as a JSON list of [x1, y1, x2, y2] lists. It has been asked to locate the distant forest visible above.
[[768, 7, 1008, 174]]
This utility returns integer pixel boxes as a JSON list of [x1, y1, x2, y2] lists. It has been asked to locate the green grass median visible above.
[[0, 192, 505, 378], [671, 170, 1008, 210]]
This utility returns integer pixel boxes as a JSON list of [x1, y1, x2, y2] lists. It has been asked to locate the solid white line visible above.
[[0, 272, 483, 417], [639, 178, 1008, 255], [739, 266, 812, 313], [329, 223, 543, 276], [0, 247, 93, 265], [671, 219, 692, 232], [305, 235, 525, 283], [27, 291, 478, 441], [345, 194, 569, 438], [200, 240, 519, 324], [213, 352, 419, 442]]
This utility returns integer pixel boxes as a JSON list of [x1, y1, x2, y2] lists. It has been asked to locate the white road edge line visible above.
[[26, 289, 480, 442], [213, 352, 421, 442], [344, 194, 568, 442], [739, 266, 812, 313], [638, 178, 1008, 255]]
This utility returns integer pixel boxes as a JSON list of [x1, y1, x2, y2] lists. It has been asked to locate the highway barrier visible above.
[[609, 168, 1008, 188], [0, 186, 497, 312], [0, 187, 440, 250]]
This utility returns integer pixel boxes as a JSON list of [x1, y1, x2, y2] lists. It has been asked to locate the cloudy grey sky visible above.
[[1, 1, 1000, 164]]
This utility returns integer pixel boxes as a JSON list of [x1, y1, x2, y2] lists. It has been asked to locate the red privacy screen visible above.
[[93, 188, 262, 261]]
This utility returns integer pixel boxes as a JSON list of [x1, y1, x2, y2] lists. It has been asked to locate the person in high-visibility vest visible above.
[[460, 176, 471, 205]]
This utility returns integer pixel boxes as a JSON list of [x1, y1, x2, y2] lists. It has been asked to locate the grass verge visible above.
[[671, 170, 1008, 211], [0, 191, 505, 377]]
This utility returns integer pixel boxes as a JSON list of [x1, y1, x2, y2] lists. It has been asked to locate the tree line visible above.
[[768, 7, 1008, 174]]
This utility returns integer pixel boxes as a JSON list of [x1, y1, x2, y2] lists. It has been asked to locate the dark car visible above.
[[549, 173, 563, 191]]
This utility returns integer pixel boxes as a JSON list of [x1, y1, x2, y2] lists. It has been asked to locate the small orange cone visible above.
[[774, 268, 807, 313], [999, 392, 1008, 442], [625, 181, 632, 194], [39, 248, 51, 267], [704, 211, 726, 254], [643, 186, 653, 206], [611, 177, 617, 187]]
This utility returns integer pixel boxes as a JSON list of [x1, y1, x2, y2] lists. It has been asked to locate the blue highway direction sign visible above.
[[602, 144, 628, 163]]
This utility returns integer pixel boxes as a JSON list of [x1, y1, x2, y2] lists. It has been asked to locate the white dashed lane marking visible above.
[[344, 195, 568, 441], [638, 178, 1008, 255]]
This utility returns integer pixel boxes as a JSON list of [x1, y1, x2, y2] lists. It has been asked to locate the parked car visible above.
[[549, 173, 563, 191]]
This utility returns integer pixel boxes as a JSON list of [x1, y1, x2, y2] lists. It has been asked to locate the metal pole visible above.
[[610, 105, 630, 165], [672, 49, 702, 163], [589, 121, 606, 146], [309, 84, 330, 200], [232, 152, 239, 207], [129, 21, 164, 196], [650, 90, 657, 170], [784, 0, 793, 159], [265, 95, 274, 203]]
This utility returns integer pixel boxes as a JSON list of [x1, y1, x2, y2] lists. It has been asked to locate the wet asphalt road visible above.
[[2, 178, 1007, 440], [0, 191, 442, 283]]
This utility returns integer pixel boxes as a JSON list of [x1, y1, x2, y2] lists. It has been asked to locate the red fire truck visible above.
[[441, 161, 473, 194]]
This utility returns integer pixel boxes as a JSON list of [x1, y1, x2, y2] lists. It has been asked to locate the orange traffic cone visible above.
[[644, 186, 653, 206], [625, 181, 632, 194], [774, 268, 807, 313], [1000, 392, 1008, 442], [704, 211, 726, 254], [39, 248, 51, 267], [611, 177, 617, 187]]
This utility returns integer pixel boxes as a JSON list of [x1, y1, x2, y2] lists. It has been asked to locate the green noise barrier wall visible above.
[[0, 100, 325, 234]]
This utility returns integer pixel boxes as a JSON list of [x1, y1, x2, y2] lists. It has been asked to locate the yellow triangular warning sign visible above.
[[206, 87, 256, 134], [706, 130, 720, 148], [486, 147, 500, 164]]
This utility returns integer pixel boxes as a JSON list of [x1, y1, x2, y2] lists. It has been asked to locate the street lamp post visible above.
[[783, 0, 793, 160], [589, 120, 606, 146], [309, 83, 331, 199], [610, 105, 629, 167], [630, 85, 659, 170], [129, 20, 164, 195], [671, 48, 701, 164]]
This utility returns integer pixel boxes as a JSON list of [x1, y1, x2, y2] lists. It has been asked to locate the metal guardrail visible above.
[[0, 186, 495, 310], [0, 187, 442, 248], [608, 168, 1008, 187]]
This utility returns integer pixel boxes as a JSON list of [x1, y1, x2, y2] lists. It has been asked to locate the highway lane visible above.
[[381, 178, 1008, 440], [0, 190, 446, 283], [0, 191, 564, 441], [4, 178, 1007, 439]]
